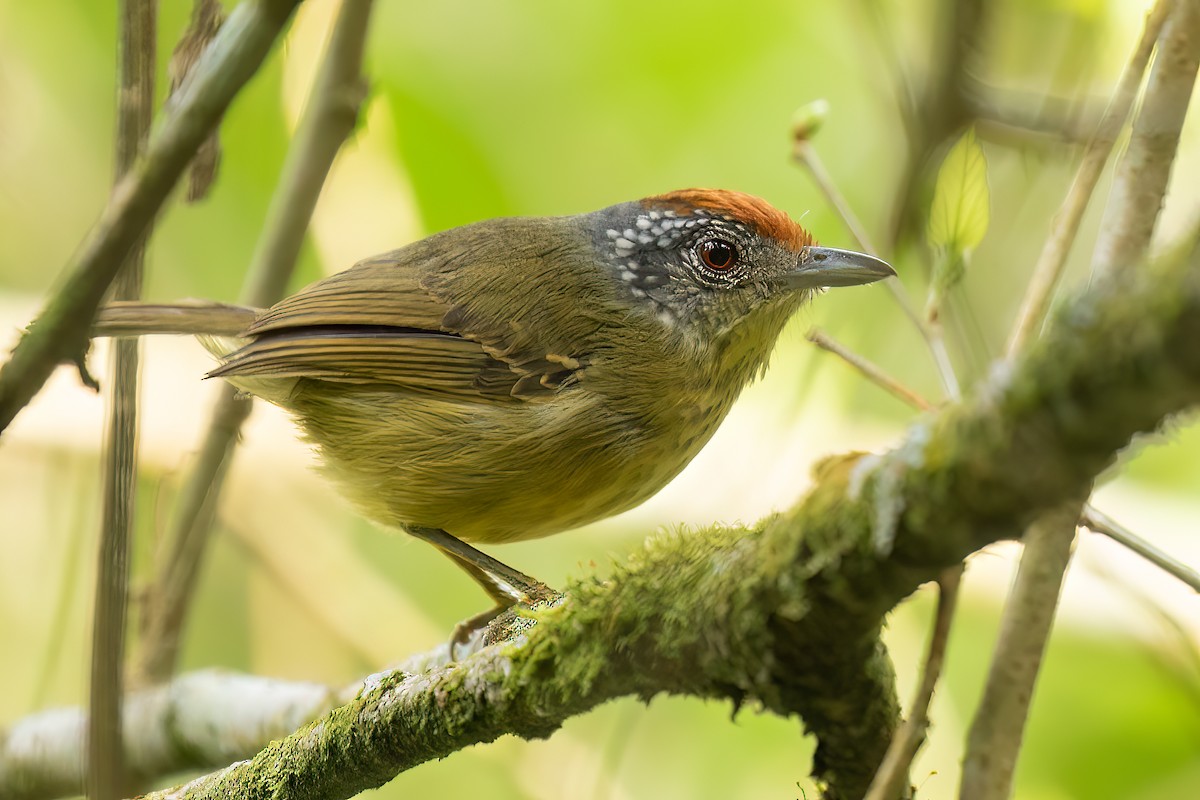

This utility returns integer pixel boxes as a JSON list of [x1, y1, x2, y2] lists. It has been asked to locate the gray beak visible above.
[[782, 247, 896, 290]]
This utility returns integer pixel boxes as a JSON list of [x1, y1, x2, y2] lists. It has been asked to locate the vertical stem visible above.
[[135, 0, 376, 684], [1092, 0, 1200, 277], [959, 505, 1078, 800], [90, 2, 156, 798], [1005, 0, 1175, 355]]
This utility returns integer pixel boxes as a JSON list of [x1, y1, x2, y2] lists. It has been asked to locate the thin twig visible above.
[[90, 2, 156, 798], [1082, 506, 1200, 593], [135, 0, 376, 684], [806, 328, 933, 410], [0, 0, 304, 435], [1006, 0, 1176, 356], [864, 567, 962, 800], [960, 505, 1080, 800], [1092, 0, 1200, 277], [807, 328, 1200, 597], [792, 140, 961, 400]]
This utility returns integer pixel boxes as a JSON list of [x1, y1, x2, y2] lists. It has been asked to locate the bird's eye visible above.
[[698, 239, 738, 271]]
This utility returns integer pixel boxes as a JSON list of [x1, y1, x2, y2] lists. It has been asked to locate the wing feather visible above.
[[210, 242, 590, 402]]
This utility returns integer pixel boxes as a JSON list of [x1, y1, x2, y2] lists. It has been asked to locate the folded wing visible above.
[[209, 252, 585, 402]]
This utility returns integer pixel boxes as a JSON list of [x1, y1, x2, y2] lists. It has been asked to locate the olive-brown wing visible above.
[[208, 251, 583, 402]]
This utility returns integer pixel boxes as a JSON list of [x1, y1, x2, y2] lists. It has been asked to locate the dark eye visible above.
[[698, 238, 738, 271]]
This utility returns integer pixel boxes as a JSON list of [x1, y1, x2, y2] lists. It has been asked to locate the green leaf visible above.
[[928, 127, 990, 255]]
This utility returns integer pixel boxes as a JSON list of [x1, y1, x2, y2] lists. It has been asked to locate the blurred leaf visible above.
[[928, 127, 990, 255], [926, 128, 989, 322]]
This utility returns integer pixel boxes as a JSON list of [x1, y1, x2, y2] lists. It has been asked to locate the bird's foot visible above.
[[448, 584, 565, 659], [481, 584, 565, 647]]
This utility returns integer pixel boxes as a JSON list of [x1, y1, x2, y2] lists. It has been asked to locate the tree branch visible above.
[[1092, 0, 1200, 277], [1006, 0, 1176, 356], [962, 6, 1200, 795], [0, 0, 304, 435], [6, 228, 1197, 800], [1, 671, 342, 800]]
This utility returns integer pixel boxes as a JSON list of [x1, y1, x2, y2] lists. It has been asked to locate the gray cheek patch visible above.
[[601, 210, 749, 331], [605, 212, 704, 259]]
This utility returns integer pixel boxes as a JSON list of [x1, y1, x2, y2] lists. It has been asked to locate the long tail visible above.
[[91, 301, 302, 402], [92, 301, 261, 338]]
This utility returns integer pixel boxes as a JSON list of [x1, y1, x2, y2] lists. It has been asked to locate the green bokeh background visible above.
[[1, 1, 1198, 798]]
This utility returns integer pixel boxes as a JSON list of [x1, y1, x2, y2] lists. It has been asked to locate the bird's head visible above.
[[588, 189, 893, 346]]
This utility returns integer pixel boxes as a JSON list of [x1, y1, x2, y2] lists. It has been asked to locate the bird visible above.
[[95, 189, 894, 637]]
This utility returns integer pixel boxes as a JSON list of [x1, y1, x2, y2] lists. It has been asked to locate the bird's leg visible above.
[[439, 554, 517, 647], [404, 526, 561, 646]]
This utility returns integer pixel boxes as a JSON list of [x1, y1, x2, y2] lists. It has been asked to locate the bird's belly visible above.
[[289, 388, 720, 544]]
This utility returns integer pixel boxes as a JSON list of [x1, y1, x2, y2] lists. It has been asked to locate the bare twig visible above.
[[1082, 506, 1200, 593], [864, 567, 961, 800], [1006, 0, 1176, 356], [135, 0, 376, 684], [89, 2, 156, 798], [806, 328, 933, 410], [960, 505, 1080, 800], [0, 0, 304, 435], [1093, 0, 1200, 277], [792, 139, 961, 400], [807, 329, 1200, 595]]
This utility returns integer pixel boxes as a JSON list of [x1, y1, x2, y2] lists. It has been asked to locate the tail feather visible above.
[[92, 301, 302, 404], [92, 301, 260, 338]]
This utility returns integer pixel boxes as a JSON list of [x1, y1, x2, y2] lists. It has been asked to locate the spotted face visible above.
[[591, 190, 818, 336]]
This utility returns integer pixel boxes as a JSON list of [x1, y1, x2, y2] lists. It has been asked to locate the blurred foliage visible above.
[[1, 1, 1198, 799]]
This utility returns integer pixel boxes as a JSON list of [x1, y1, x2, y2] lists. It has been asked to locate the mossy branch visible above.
[[4, 236, 1199, 800]]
